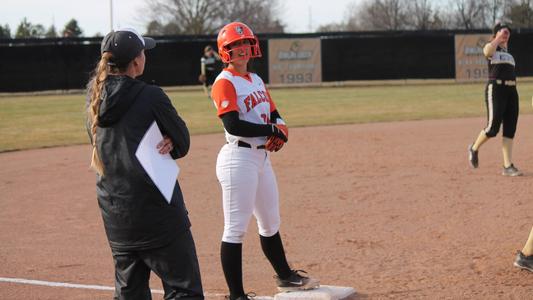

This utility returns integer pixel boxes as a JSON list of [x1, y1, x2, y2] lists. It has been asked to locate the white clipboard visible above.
[[135, 121, 179, 204]]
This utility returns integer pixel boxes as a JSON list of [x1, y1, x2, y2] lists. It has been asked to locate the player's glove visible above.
[[265, 136, 285, 152], [198, 74, 206, 84], [271, 124, 288, 142]]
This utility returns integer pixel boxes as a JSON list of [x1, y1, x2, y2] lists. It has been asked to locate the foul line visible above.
[[0, 277, 273, 299]]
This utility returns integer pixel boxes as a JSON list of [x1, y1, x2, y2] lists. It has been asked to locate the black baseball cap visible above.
[[493, 22, 511, 35], [101, 28, 156, 66]]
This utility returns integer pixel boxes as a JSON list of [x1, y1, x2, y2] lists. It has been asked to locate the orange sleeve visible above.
[[211, 79, 239, 117], [265, 88, 277, 112]]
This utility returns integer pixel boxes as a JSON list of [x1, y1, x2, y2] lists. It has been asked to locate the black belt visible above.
[[237, 141, 265, 149], [489, 79, 516, 86]]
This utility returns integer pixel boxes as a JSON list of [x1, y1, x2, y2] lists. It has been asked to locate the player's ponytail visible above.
[[87, 52, 113, 176]]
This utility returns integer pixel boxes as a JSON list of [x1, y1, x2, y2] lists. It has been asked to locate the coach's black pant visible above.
[[484, 82, 519, 138], [111, 229, 204, 300]]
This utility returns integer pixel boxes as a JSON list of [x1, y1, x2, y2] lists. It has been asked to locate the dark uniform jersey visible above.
[[487, 46, 516, 81], [483, 44, 519, 140], [201, 55, 222, 85]]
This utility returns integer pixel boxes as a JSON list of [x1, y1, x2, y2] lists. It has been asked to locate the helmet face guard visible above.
[[220, 39, 262, 63], [217, 22, 262, 63]]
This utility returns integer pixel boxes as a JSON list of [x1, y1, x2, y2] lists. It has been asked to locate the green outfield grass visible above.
[[1, 82, 533, 152]]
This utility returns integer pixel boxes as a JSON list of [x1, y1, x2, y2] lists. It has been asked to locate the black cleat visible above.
[[468, 144, 478, 168], [276, 270, 320, 292], [514, 251, 533, 272]]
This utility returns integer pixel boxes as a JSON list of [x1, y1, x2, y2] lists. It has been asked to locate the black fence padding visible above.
[[0, 30, 532, 92], [138, 38, 269, 87], [0, 42, 95, 91], [510, 32, 533, 76], [321, 32, 455, 80], [138, 39, 217, 86]]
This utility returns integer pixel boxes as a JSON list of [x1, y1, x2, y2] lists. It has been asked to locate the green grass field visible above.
[[1, 82, 533, 152]]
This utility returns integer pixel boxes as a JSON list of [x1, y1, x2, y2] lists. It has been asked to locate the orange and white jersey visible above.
[[211, 68, 276, 146]]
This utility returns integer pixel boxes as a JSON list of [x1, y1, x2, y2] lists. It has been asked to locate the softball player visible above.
[[515, 226, 533, 272], [468, 22, 521, 176], [514, 98, 533, 271], [199, 45, 222, 97], [210, 22, 319, 300]]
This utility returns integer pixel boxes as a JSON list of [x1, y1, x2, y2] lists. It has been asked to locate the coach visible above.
[[85, 28, 203, 300]]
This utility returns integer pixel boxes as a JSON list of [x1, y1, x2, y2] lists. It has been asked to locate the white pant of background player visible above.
[[216, 143, 280, 243]]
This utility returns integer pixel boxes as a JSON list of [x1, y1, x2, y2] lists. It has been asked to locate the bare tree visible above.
[[146, 20, 165, 35], [343, 2, 363, 31], [144, 0, 223, 35], [405, 0, 447, 30], [484, 0, 507, 26], [221, 0, 285, 33], [142, 0, 284, 35], [357, 0, 409, 31], [316, 22, 348, 32], [450, 0, 487, 29], [448, 0, 522, 29], [478, 0, 519, 28], [505, 0, 533, 28], [316, 2, 361, 32]]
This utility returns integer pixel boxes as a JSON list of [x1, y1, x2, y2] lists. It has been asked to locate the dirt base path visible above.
[[1, 116, 532, 299]]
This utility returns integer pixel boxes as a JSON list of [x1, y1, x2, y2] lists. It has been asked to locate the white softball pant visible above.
[[216, 143, 281, 243]]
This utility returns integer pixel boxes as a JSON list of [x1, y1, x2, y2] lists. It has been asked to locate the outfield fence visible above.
[[1, 30, 532, 92]]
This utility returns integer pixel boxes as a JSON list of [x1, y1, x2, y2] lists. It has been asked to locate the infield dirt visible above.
[[1, 116, 533, 299]]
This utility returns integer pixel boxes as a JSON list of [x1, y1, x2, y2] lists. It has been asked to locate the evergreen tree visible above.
[[62, 19, 83, 37], [15, 18, 33, 38], [45, 24, 58, 38], [0, 24, 10, 38], [15, 18, 45, 38]]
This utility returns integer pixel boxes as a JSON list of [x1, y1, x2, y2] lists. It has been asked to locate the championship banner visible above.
[[268, 38, 322, 84], [454, 34, 492, 82]]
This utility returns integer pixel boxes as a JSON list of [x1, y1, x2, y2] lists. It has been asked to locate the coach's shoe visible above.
[[502, 164, 522, 176], [468, 144, 478, 168], [276, 270, 320, 292], [514, 251, 533, 272]]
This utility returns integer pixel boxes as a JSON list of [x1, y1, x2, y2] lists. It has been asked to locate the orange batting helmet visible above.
[[217, 22, 262, 63]]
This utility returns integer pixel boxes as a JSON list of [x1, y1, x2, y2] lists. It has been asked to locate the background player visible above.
[[468, 22, 521, 176], [514, 226, 533, 272], [199, 45, 222, 98], [211, 22, 320, 300], [514, 98, 533, 272]]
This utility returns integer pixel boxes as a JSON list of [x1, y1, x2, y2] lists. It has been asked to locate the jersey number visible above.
[[260, 113, 271, 124]]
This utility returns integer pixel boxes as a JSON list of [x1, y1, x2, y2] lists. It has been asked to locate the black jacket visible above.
[[87, 75, 191, 251]]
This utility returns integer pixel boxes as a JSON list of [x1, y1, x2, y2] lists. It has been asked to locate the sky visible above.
[[2, 0, 359, 36]]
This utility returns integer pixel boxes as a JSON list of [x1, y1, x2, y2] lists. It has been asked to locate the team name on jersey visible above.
[[244, 90, 269, 112], [491, 51, 515, 66]]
